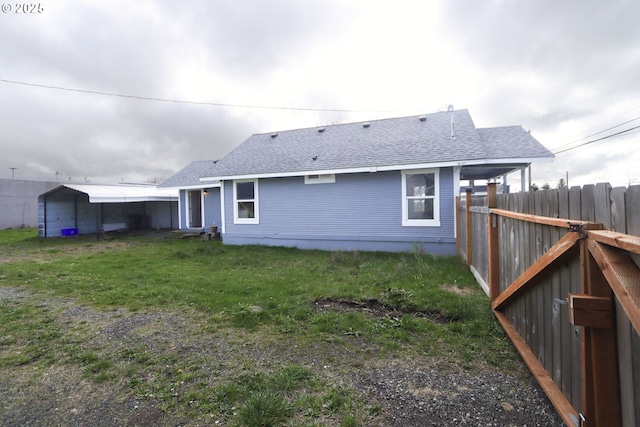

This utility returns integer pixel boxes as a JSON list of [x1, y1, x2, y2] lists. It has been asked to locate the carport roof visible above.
[[41, 184, 178, 203]]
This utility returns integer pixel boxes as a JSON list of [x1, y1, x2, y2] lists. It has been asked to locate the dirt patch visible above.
[[0, 240, 137, 266], [313, 297, 461, 323], [64, 240, 138, 254], [0, 287, 30, 300], [440, 284, 477, 296]]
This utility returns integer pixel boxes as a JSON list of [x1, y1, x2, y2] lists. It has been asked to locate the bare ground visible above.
[[0, 287, 564, 426]]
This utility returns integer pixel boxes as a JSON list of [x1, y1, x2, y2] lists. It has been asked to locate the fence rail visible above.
[[457, 183, 640, 427]]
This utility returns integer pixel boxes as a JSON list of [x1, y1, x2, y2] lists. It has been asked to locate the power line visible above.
[[0, 78, 405, 114], [553, 125, 640, 155], [552, 114, 640, 152], [622, 128, 640, 138]]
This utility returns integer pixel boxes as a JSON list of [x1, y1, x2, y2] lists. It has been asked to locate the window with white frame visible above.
[[233, 179, 259, 224], [402, 169, 440, 226]]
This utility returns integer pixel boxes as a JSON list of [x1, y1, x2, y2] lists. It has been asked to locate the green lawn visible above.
[[0, 228, 516, 425]]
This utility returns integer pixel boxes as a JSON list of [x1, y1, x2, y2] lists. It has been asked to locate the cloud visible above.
[[0, 0, 638, 188], [440, 0, 640, 118]]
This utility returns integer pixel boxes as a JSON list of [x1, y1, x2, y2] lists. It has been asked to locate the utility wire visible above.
[[0, 78, 404, 114], [553, 125, 640, 154], [552, 115, 640, 151]]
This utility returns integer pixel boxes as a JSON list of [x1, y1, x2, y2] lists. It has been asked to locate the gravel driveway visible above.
[[0, 287, 563, 426]]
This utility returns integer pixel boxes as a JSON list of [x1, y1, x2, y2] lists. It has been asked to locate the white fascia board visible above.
[[199, 157, 554, 181], [200, 167, 373, 181], [200, 161, 465, 181], [377, 160, 467, 172], [89, 196, 177, 203], [163, 183, 221, 190]]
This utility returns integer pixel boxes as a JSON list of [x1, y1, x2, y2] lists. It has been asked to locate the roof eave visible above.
[[160, 182, 221, 190], [199, 160, 465, 181], [463, 156, 555, 165], [200, 156, 554, 181]]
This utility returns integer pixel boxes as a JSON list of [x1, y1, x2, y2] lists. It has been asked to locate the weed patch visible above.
[[313, 296, 462, 323]]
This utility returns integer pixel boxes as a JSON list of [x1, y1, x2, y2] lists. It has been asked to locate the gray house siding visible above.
[[204, 187, 222, 229], [222, 168, 456, 254]]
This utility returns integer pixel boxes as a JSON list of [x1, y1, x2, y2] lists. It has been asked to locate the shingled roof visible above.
[[159, 160, 220, 188], [201, 109, 553, 181]]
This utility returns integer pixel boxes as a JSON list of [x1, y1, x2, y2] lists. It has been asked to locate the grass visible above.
[[0, 228, 516, 425]]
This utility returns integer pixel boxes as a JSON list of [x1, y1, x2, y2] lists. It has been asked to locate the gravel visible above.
[[354, 362, 560, 426], [0, 287, 564, 426]]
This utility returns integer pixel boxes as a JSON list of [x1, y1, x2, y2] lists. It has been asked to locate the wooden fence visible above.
[[457, 183, 640, 427]]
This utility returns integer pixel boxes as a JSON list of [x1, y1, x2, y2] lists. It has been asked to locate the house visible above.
[[163, 109, 554, 254], [38, 184, 178, 237]]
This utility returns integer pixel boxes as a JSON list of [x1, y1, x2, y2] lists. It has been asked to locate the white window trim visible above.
[[401, 168, 440, 227], [233, 179, 259, 224], [304, 174, 336, 184]]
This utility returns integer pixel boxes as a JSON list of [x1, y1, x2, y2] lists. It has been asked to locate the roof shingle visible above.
[[205, 109, 553, 179], [159, 160, 220, 188]]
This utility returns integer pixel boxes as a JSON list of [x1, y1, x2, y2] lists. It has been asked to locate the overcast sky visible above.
[[1, 0, 638, 189]]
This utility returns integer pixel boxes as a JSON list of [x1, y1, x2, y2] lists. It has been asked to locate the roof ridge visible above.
[[252, 109, 470, 136]]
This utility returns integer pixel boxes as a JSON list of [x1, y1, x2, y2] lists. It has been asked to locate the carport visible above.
[[38, 184, 178, 238]]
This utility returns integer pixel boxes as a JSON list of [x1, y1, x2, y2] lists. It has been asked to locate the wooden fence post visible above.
[[465, 188, 473, 266], [577, 238, 621, 426], [487, 183, 500, 301]]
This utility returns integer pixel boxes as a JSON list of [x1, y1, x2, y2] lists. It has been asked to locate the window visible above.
[[233, 179, 259, 224], [304, 174, 335, 184], [402, 169, 440, 226]]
